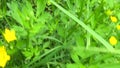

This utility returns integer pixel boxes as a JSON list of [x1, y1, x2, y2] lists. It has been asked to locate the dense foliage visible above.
[[1, 0, 120, 68]]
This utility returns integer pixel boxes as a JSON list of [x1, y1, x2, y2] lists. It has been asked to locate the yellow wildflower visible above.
[[3, 28, 17, 43], [116, 25, 120, 30], [110, 16, 118, 23], [109, 36, 117, 46], [0, 46, 10, 68]]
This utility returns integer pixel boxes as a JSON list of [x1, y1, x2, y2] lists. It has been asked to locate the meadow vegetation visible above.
[[0, 0, 120, 68]]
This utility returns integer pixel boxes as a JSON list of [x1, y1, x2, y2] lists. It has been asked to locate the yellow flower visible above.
[[116, 25, 120, 30], [109, 36, 117, 46], [0, 46, 10, 68], [3, 28, 17, 43], [110, 16, 118, 23]]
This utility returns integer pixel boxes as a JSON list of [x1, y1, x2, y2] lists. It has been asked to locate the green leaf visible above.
[[29, 22, 45, 37], [7, 1, 24, 26], [66, 63, 85, 68], [105, 0, 114, 8], [95, 24, 111, 38], [27, 46, 61, 66], [36, 0, 47, 17], [22, 50, 33, 60], [70, 51, 80, 63], [74, 34, 85, 47], [98, 63, 120, 68], [74, 46, 97, 59], [12, 25, 27, 38]]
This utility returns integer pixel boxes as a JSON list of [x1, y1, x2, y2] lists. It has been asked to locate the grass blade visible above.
[[50, 0, 114, 51]]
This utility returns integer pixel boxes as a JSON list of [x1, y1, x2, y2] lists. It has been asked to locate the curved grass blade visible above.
[[50, 0, 114, 51]]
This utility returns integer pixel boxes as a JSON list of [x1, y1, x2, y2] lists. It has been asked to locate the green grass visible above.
[[1, 0, 120, 68]]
